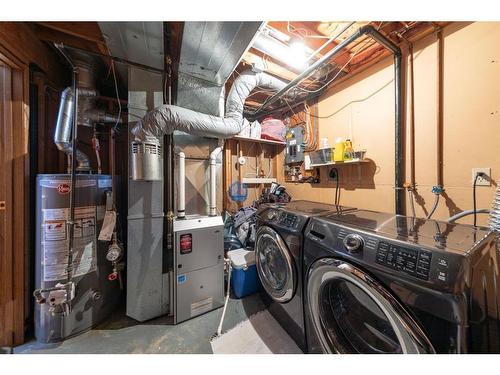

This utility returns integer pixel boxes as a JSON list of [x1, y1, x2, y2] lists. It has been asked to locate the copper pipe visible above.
[[436, 29, 444, 187]]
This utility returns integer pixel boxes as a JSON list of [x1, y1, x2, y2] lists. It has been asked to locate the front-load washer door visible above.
[[307, 258, 435, 354], [255, 226, 296, 303]]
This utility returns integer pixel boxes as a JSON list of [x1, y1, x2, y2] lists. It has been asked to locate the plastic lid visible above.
[[228, 248, 256, 269]]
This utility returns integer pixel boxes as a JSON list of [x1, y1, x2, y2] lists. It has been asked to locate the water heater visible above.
[[34, 174, 121, 342]]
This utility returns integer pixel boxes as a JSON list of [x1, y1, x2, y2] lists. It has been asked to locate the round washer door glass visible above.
[[320, 278, 401, 353], [255, 226, 296, 303], [308, 259, 434, 354]]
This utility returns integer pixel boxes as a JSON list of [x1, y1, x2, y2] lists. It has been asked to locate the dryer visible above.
[[303, 209, 499, 353], [255, 200, 355, 352]]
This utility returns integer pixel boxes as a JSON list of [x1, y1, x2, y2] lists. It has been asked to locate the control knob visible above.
[[266, 209, 279, 221], [343, 234, 364, 253]]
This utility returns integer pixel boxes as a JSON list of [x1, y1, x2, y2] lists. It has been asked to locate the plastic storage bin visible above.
[[227, 248, 260, 298]]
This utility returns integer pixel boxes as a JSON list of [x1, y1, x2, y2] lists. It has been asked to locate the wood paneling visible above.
[[0, 22, 66, 86], [0, 50, 29, 347]]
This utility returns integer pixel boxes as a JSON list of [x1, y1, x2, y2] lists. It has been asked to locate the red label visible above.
[[180, 234, 192, 254], [57, 183, 71, 194]]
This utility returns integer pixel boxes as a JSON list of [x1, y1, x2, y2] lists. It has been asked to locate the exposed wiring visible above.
[[296, 37, 373, 95], [105, 44, 122, 133], [331, 168, 340, 206], [473, 173, 484, 227]]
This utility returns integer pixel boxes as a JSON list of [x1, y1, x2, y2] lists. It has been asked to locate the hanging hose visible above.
[[215, 259, 232, 337], [447, 209, 490, 223], [408, 189, 416, 218], [426, 185, 444, 219], [426, 193, 440, 219]]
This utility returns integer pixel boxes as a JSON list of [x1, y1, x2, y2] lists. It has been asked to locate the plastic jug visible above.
[[333, 138, 345, 162], [344, 139, 354, 160]]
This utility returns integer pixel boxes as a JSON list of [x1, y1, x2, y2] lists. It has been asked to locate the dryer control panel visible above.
[[375, 242, 432, 280]]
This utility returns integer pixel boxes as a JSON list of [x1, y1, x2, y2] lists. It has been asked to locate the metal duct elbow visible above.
[[54, 87, 91, 172]]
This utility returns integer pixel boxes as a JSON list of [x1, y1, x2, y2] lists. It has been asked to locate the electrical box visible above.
[[285, 127, 305, 165]]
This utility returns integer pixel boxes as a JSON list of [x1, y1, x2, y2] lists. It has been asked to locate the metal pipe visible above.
[[436, 30, 444, 188], [54, 42, 80, 286], [249, 25, 401, 116], [177, 152, 186, 219], [247, 25, 405, 214], [394, 52, 404, 215], [54, 87, 91, 171], [209, 147, 223, 216]]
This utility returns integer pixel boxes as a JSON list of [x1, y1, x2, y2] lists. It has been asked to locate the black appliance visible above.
[[303, 209, 499, 354], [255, 200, 355, 352]]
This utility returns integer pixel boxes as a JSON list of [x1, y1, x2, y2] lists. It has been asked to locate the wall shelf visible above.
[[233, 135, 285, 146], [309, 159, 370, 168]]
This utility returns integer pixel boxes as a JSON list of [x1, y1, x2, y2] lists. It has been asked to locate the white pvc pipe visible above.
[[209, 147, 223, 217], [178, 152, 186, 219]]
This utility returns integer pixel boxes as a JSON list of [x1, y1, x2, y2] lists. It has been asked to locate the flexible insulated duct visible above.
[[131, 70, 287, 141]]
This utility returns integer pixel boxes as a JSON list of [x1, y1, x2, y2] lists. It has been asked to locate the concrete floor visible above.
[[15, 293, 266, 354]]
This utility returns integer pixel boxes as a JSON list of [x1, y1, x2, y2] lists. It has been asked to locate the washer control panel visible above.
[[279, 213, 298, 228], [376, 241, 432, 280]]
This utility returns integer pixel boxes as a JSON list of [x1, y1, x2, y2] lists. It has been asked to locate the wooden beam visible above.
[[0, 22, 66, 87], [35, 24, 107, 55]]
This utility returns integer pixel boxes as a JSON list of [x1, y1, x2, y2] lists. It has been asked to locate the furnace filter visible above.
[[35, 174, 121, 343]]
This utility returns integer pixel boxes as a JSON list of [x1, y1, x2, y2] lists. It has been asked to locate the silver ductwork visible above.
[[54, 61, 123, 172], [130, 70, 287, 181]]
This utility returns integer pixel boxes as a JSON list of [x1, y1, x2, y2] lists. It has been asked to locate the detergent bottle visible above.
[[333, 138, 345, 162], [344, 139, 354, 160]]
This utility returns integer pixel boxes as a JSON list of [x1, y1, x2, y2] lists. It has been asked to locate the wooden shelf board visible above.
[[309, 159, 370, 167], [233, 135, 285, 146]]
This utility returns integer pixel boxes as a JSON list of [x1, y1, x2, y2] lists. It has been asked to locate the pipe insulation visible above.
[[131, 70, 287, 141]]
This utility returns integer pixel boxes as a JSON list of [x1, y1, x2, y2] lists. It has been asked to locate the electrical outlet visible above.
[[329, 168, 338, 182], [472, 168, 491, 186]]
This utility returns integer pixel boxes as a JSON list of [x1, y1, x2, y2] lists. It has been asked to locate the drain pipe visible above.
[[209, 146, 223, 217], [177, 151, 186, 219], [248, 25, 404, 214]]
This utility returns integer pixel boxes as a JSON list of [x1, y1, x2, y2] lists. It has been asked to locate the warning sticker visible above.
[[44, 220, 67, 241], [42, 206, 98, 282], [98, 179, 112, 188], [40, 179, 96, 189]]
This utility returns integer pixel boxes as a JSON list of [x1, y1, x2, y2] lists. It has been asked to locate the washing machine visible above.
[[304, 210, 500, 353], [255, 200, 355, 352], [303, 209, 500, 354]]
